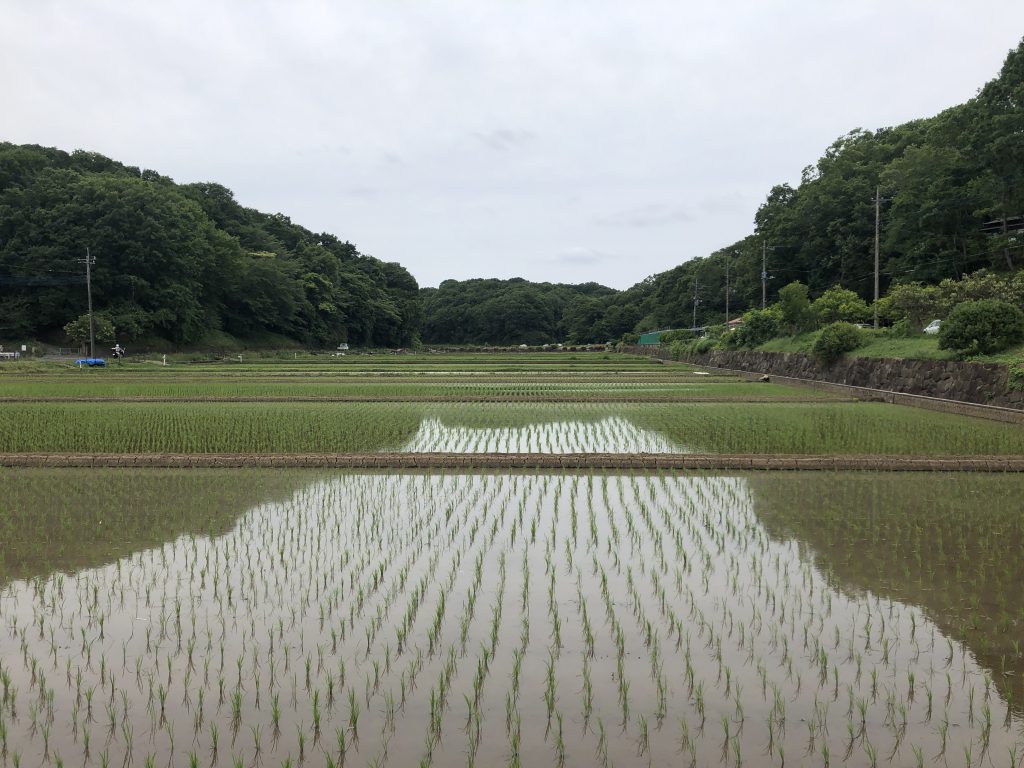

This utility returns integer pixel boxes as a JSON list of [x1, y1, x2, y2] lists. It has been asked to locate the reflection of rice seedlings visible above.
[[1, 471, 1022, 766]]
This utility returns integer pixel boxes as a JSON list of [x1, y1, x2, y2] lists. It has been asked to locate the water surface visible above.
[[0, 469, 1021, 767]]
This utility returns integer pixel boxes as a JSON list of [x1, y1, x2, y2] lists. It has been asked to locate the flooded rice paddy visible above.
[[398, 416, 686, 453], [4, 401, 1024, 455], [1, 469, 1022, 767]]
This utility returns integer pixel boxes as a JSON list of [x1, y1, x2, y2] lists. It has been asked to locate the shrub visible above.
[[877, 282, 943, 328], [1009, 360, 1024, 391], [63, 313, 116, 348], [937, 299, 1024, 357], [659, 329, 692, 345], [813, 322, 864, 364], [734, 309, 781, 348], [720, 329, 742, 349], [811, 285, 870, 325], [885, 318, 917, 338], [693, 337, 715, 354], [777, 281, 814, 332], [668, 336, 715, 358]]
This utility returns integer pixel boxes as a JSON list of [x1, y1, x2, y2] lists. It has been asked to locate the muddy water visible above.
[[0, 470, 1021, 767]]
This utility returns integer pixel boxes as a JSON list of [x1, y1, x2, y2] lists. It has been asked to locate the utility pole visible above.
[[761, 240, 768, 309], [873, 186, 880, 329], [79, 248, 96, 357], [692, 277, 700, 331], [724, 254, 731, 324]]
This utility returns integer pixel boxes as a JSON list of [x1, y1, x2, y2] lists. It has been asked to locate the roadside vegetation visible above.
[[663, 269, 1024, 365]]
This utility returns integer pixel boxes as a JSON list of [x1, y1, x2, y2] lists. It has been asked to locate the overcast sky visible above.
[[3, 2, 1023, 290]]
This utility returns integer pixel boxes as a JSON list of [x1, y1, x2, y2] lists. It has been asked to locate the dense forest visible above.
[[2, 38, 1022, 348], [419, 279, 622, 345], [0, 146, 421, 348]]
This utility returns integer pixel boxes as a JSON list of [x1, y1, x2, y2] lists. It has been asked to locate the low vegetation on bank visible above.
[[657, 269, 1024, 365]]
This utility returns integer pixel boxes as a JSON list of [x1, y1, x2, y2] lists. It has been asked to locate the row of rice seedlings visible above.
[[398, 415, 684, 454], [5, 400, 1024, 455], [0, 378, 758, 399], [747, 472, 1024, 709], [1, 472, 1021, 766], [0, 403, 425, 453]]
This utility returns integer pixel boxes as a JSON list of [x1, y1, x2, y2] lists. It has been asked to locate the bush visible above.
[[885, 318, 918, 338], [720, 329, 742, 349], [777, 281, 814, 332], [1009, 360, 1024, 391], [63, 313, 116, 347], [693, 337, 715, 354], [668, 336, 715, 358], [877, 282, 943, 328], [811, 285, 870, 325], [813, 322, 864, 364], [937, 299, 1024, 357], [659, 329, 692, 345], [734, 309, 781, 347]]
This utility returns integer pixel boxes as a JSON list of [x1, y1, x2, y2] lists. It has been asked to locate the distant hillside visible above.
[[622, 37, 1024, 331], [419, 38, 1024, 341], [420, 278, 636, 345], [4, 38, 1022, 348], [0, 144, 420, 348]]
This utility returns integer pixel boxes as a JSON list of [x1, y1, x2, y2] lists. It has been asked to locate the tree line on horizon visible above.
[[2, 38, 1022, 349]]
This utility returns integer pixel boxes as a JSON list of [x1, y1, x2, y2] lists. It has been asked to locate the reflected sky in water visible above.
[[1, 470, 1021, 766]]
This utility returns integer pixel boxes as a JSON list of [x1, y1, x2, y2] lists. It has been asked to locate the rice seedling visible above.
[[0, 469, 1021, 766], [4, 398, 1024, 455]]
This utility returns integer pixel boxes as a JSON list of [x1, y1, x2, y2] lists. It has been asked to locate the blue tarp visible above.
[[75, 358, 106, 367]]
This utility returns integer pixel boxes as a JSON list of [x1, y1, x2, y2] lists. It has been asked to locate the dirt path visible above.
[[2, 452, 1020, 471]]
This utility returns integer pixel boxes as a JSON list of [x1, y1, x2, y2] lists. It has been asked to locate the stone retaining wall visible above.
[[636, 347, 1024, 409]]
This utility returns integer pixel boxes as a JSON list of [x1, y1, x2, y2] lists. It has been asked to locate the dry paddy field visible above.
[[1, 352, 1022, 767]]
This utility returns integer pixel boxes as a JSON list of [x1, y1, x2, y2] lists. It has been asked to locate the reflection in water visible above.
[[399, 415, 686, 453], [0, 471, 1020, 767], [749, 472, 1024, 715], [0, 469, 312, 587]]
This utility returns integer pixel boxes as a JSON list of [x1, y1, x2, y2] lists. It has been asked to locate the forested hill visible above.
[[421, 38, 1024, 344], [612, 38, 1024, 335], [420, 278, 629, 345], [3, 40, 1022, 349], [0, 144, 421, 348]]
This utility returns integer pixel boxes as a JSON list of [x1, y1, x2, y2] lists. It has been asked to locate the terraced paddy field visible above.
[[1, 470, 1023, 768], [0, 380, 830, 402], [2, 400, 1023, 456], [1, 352, 1023, 767]]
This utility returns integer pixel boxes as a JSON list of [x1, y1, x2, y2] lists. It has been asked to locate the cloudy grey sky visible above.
[[3, 1, 1023, 289]]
